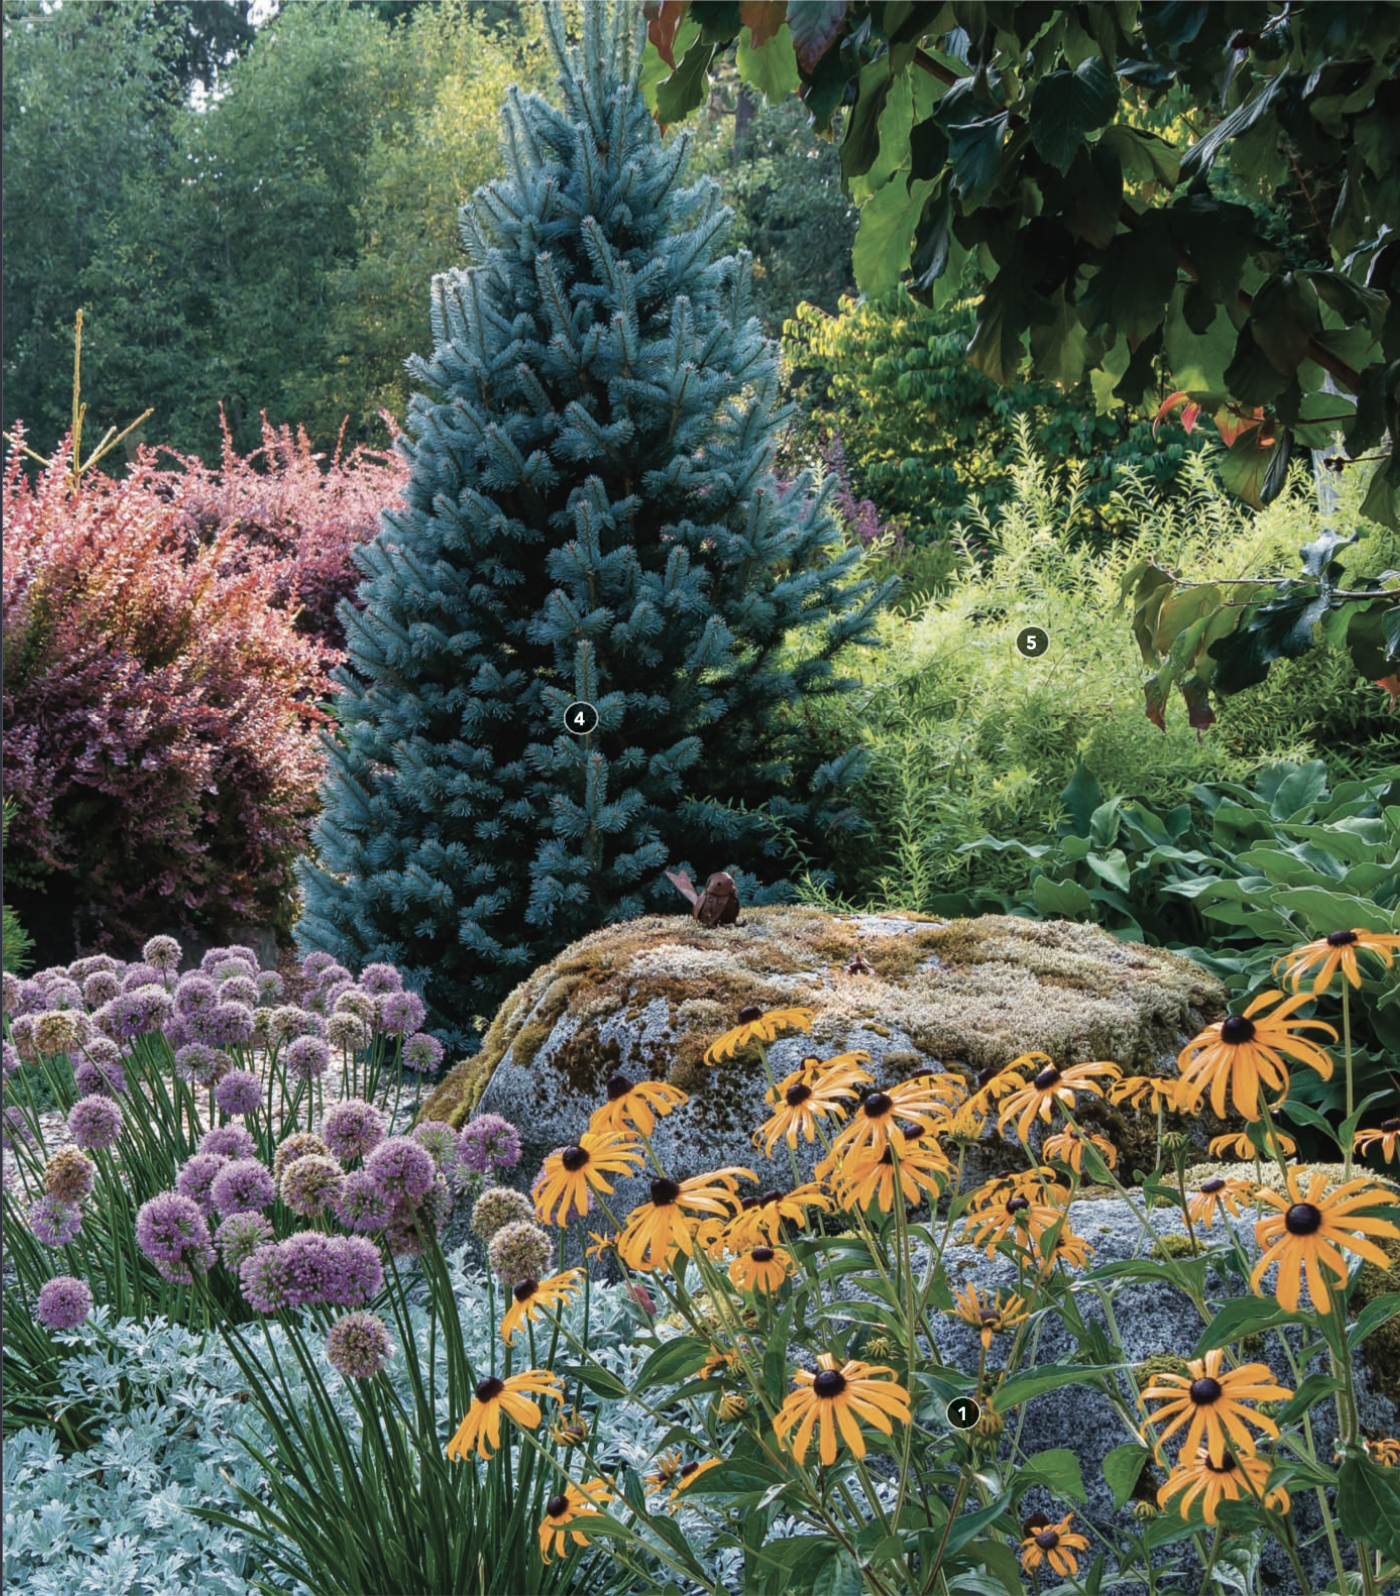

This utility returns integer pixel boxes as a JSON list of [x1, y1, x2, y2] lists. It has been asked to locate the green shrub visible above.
[[2, 796, 36, 976]]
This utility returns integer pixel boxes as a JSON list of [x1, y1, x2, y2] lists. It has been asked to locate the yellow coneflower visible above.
[[1367, 1437, 1400, 1466], [728, 1244, 793, 1293], [967, 1058, 1034, 1114], [723, 1183, 834, 1251], [1157, 1445, 1290, 1525], [1110, 1074, 1188, 1112], [1187, 1176, 1256, 1228], [617, 1167, 755, 1272], [998, 1059, 1122, 1146], [717, 1392, 749, 1422], [1176, 990, 1336, 1121], [699, 1346, 738, 1380], [533, 1131, 645, 1227], [1018, 1513, 1090, 1577], [832, 1128, 952, 1212], [1038, 1227, 1095, 1273], [962, 1185, 1071, 1259], [964, 1168, 1050, 1211], [445, 1369, 564, 1461], [588, 1072, 688, 1138], [753, 1060, 869, 1156], [500, 1269, 584, 1345], [705, 1007, 815, 1065], [667, 1457, 723, 1505], [538, 1477, 613, 1562], [821, 1075, 960, 1167], [773, 1352, 912, 1467], [584, 1229, 616, 1263], [938, 1100, 989, 1143], [1250, 1169, 1400, 1314], [549, 1407, 590, 1448], [1138, 1347, 1290, 1465], [645, 1450, 684, 1493], [1355, 1118, 1400, 1164], [949, 1283, 1029, 1349], [1042, 1126, 1118, 1174], [1273, 928, 1400, 997], [1209, 1128, 1297, 1162]]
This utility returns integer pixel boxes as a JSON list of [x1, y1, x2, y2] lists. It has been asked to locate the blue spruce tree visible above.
[[294, 2, 892, 1052]]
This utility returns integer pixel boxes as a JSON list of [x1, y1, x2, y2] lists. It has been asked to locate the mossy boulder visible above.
[[419, 909, 1227, 1256]]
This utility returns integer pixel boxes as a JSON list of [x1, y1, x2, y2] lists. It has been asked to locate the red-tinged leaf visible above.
[[1152, 391, 1190, 440], [646, 0, 691, 69], [787, 0, 848, 74], [740, 0, 785, 47], [1213, 405, 1266, 449], [1181, 402, 1201, 434], [1378, 674, 1400, 712], [1179, 675, 1217, 731], [1145, 676, 1168, 731]]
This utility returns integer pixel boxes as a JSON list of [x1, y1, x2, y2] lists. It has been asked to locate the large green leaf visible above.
[[1102, 1443, 1152, 1510], [967, 264, 1033, 386], [655, 31, 717, 125], [785, 0, 849, 74], [1030, 287, 1091, 388], [1018, 1448, 1087, 1504], [852, 173, 936, 298], [1033, 875, 1094, 918], [735, 20, 800, 103], [1268, 888, 1396, 934], [1337, 1455, 1400, 1560], [949, 113, 1010, 209], [1029, 56, 1119, 173]]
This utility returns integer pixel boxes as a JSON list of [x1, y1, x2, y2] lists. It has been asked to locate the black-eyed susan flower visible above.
[[1273, 928, 1400, 997], [700, 1346, 738, 1380], [667, 1457, 723, 1505], [832, 1128, 952, 1212], [1138, 1347, 1290, 1465], [1110, 1074, 1189, 1113], [728, 1244, 793, 1293], [500, 1269, 584, 1345], [1250, 1170, 1400, 1314], [446, 1369, 564, 1461], [937, 1100, 990, 1144], [705, 1007, 815, 1065], [1209, 1128, 1297, 1162], [998, 1058, 1122, 1146], [1177, 990, 1336, 1121], [584, 1229, 615, 1264], [754, 1061, 869, 1156], [1187, 1176, 1256, 1229], [717, 1392, 749, 1422], [1355, 1119, 1400, 1164], [1042, 1126, 1118, 1175], [538, 1477, 613, 1562], [967, 1059, 1033, 1113], [949, 1283, 1029, 1349], [962, 1185, 1071, 1259], [617, 1167, 756, 1272], [588, 1073, 688, 1138], [965, 1168, 1049, 1211], [549, 1407, 590, 1448], [1038, 1227, 1095, 1274], [645, 1450, 684, 1493], [1018, 1513, 1089, 1577], [821, 1075, 960, 1167], [533, 1131, 645, 1227], [1157, 1445, 1290, 1525], [1367, 1437, 1400, 1466], [723, 1183, 834, 1251], [773, 1352, 912, 1467]]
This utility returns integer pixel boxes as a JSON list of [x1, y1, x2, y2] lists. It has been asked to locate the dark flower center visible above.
[[800, 1056, 821, 1070], [1220, 1015, 1256, 1045], [1383, 1119, 1400, 1133], [513, 1279, 539, 1303], [1325, 930, 1358, 947], [978, 1308, 1001, 1324], [1205, 1452, 1238, 1474], [1022, 1514, 1051, 1535], [812, 1369, 848, 1399], [1188, 1377, 1223, 1405], [651, 1177, 681, 1207], [605, 1073, 634, 1101], [976, 1065, 1001, 1088], [1033, 1065, 1061, 1090], [678, 1461, 700, 1480], [762, 1188, 786, 1205], [863, 1092, 893, 1119], [546, 1493, 569, 1518], [740, 1196, 761, 1210], [1007, 1196, 1030, 1213], [1285, 1202, 1323, 1236], [751, 1246, 775, 1262], [561, 1146, 589, 1172], [738, 1006, 764, 1023], [1034, 1529, 1060, 1550], [1201, 1177, 1226, 1194], [785, 1083, 813, 1107], [475, 1376, 505, 1403]]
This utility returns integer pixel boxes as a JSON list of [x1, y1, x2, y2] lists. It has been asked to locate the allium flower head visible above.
[[1, 970, 21, 1015], [7, 1013, 39, 1063], [33, 1010, 88, 1057], [209, 1002, 256, 1048], [402, 1032, 445, 1074], [325, 1311, 393, 1379], [39, 976, 85, 1010], [458, 1115, 522, 1176], [319, 978, 356, 1015], [215, 1211, 274, 1270], [142, 935, 182, 972], [358, 963, 403, 995], [488, 1220, 554, 1286], [412, 1120, 458, 1168], [95, 986, 174, 1042], [325, 1235, 385, 1307], [472, 1185, 535, 1240], [74, 1050, 128, 1097], [279, 1153, 345, 1217], [210, 957, 256, 984], [37, 1275, 95, 1330], [278, 1231, 342, 1306], [174, 1042, 232, 1087], [272, 1132, 334, 1184], [122, 963, 164, 992], [176, 1151, 231, 1215], [174, 974, 219, 1014], [255, 970, 284, 1003], [321, 1098, 387, 1162], [333, 1169, 393, 1232], [2, 1039, 21, 1084], [211, 1157, 277, 1216], [201, 1123, 257, 1161], [285, 1035, 331, 1081], [332, 988, 377, 1025], [214, 1069, 262, 1117], [383, 1174, 450, 1256], [327, 1012, 372, 1052], [240, 1242, 291, 1313], [364, 1136, 435, 1203], [301, 951, 338, 980], [378, 989, 427, 1037], [29, 1193, 84, 1247], [218, 975, 259, 1009], [44, 1147, 97, 1203], [135, 1191, 212, 1265], [83, 971, 122, 1007]]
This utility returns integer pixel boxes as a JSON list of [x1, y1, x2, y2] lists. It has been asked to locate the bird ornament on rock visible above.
[[666, 869, 740, 927]]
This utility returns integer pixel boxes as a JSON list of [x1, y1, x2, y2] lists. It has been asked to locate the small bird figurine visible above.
[[666, 869, 740, 927]]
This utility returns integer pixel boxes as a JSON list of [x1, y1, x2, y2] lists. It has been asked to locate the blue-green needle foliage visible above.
[[296, 3, 891, 1051]]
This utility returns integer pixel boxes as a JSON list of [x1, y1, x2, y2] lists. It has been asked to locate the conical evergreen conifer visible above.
[[294, 2, 891, 1050]]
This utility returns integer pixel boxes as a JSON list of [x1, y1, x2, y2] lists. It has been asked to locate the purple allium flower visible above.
[[38, 977, 85, 1011], [44, 1147, 96, 1203], [121, 963, 163, 992], [326, 1012, 371, 1053], [135, 1191, 212, 1265], [213, 1069, 262, 1117], [458, 1114, 522, 1176], [240, 1242, 290, 1312], [174, 1042, 231, 1087], [314, 962, 352, 992], [12, 979, 50, 1017], [255, 971, 284, 1003], [68, 954, 121, 981], [200, 1123, 257, 1161], [7, 1013, 39, 1063], [300, 951, 338, 980], [364, 1136, 434, 1204], [2, 970, 21, 1014], [332, 989, 376, 1025], [471, 1185, 535, 1240], [215, 1210, 274, 1270], [94, 986, 174, 1042], [325, 1235, 384, 1307], [174, 974, 219, 1014], [331, 1169, 392, 1233], [218, 975, 259, 1009], [488, 1220, 553, 1286], [155, 1236, 217, 1284], [318, 977, 356, 1015], [358, 963, 403, 996], [285, 1035, 331, 1081], [210, 957, 256, 985], [379, 990, 427, 1036], [176, 1152, 231, 1216], [402, 1032, 445, 1074], [142, 935, 182, 973], [208, 1002, 255, 1048], [2, 1039, 20, 1084], [67, 1093, 124, 1151], [29, 1194, 83, 1247], [412, 1120, 457, 1169], [36, 1275, 95, 1331], [73, 1053, 128, 1097], [321, 1098, 387, 1162], [83, 971, 122, 1007], [279, 1231, 342, 1307], [279, 1153, 344, 1218], [325, 1311, 393, 1379], [210, 1157, 277, 1216], [33, 1009, 89, 1057], [272, 1132, 334, 1184], [266, 1005, 315, 1045]]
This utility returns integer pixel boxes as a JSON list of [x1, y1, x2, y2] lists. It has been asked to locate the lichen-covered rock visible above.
[[420, 909, 1228, 1259]]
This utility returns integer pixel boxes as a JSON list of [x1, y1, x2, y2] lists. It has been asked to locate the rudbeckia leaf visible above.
[[1337, 1455, 1400, 1560], [1190, 1296, 1306, 1357], [632, 1335, 710, 1394], [1102, 1442, 1153, 1510], [1018, 1448, 1087, 1504], [1348, 1291, 1400, 1352]]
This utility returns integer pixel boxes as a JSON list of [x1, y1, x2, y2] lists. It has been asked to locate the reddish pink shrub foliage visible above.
[[1, 423, 389, 952]]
